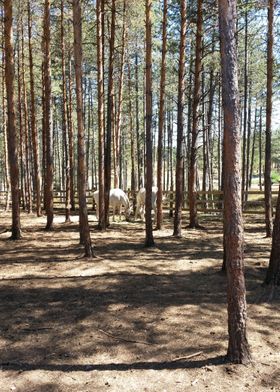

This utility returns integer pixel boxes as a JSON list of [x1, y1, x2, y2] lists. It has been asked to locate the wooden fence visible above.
[[0, 189, 278, 215]]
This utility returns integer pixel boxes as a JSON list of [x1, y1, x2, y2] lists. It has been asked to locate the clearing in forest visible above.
[[0, 212, 279, 392]]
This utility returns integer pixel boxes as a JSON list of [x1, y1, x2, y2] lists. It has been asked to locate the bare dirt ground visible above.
[[0, 210, 279, 392]]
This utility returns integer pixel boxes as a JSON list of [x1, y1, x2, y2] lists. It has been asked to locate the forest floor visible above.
[[0, 210, 279, 392]]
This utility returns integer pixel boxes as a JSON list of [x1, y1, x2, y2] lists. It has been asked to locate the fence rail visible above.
[[0, 189, 279, 215]]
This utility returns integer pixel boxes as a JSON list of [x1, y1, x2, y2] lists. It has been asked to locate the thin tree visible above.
[[28, 0, 41, 217], [61, 0, 71, 222], [264, 0, 274, 237], [188, 0, 203, 229], [173, 0, 186, 237], [219, 0, 251, 363], [145, 0, 154, 247], [43, 0, 54, 230], [156, 0, 167, 230], [105, 0, 116, 227], [96, 0, 106, 230], [114, 0, 126, 189], [4, 0, 21, 239], [72, 0, 94, 257]]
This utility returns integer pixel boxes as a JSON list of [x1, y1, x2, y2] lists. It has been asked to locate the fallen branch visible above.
[[98, 328, 155, 346], [170, 351, 203, 362]]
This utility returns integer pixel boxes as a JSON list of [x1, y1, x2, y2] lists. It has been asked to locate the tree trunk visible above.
[[241, 3, 248, 205], [258, 107, 262, 191], [4, 0, 21, 239], [21, 17, 32, 214], [156, 0, 167, 230], [105, 0, 116, 227], [219, 0, 251, 364], [264, 0, 274, 237], [72, 0, 94, 257], [66, 53, 75, 211], [114, 1, 126, 189], [145, 0, 154, 247], [43, 0, 54, 231], [28, 0, 41, 217], [61, 0, 71, 222], [173, 0, 187, 237], [96, 0, 106, 230], [128, 62, 137, 212], [188, 0, 202, 229]]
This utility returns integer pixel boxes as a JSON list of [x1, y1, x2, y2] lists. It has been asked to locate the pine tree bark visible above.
[[61, 0, 71, 222], [188, 0, 202, 229], [264, 0, 274, 237], [72, 0, 94, 257], [105, 0, 116, 227], [21, 17, 32, 214], [114, 1, 126, 189], [4, 0, 21, 239], [28, 0, 41, 217], [219, 0, 251, 364], [43, 0, 54, 231], [96, 0, 106, 230], [145, 0, 155, 247], [128, 62, 137, 212], [66, 53, 75, 211], [156, 0, 167, 230], [258, 107, 263, 191], [173, 0, 186, 237]]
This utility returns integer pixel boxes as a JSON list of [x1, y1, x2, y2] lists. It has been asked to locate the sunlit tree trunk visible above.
[[105, 0, 116, 227], [188, 0, 202, 229], [219, 0, 251, 364], [145, 0, 154, 247], [4, 0, 21, 239], [28, 0, 41, 216], [61, 0, 71, 222], [156, 0, 167, 230], [264, 0, 274, 237], [114, 1, 126, 189], [96, 0, 106, 230], [72, 0, 94, 257], [173, 0, 186, 237], [43, 0, 54, 231]]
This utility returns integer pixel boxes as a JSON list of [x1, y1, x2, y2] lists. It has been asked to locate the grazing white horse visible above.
[[93, 188, 132, 221], [135, 186, 158, 220]]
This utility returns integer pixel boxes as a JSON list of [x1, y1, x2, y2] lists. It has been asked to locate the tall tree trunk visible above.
[[135, 52, 142, 189], [28, 0, 41, 216], [145, 0, 154, 247], [66, 53, 75, 211], [173, 0, 187, 237], [4, 0, 21, 239], [43, 0, 54, 231], [105, 0, 116, 227], [188, 0, 202, 229], [72, 0, 94, 257], [156, 0, 167, 230], [21, 18, 32, 214], [219, 0, 251, 364], [264, 0, 274, 237], [241, 3, 248, 205], [128, 63, 136, 212], [258, 107, 262, 191], [96, 0, 105, 230], [61, 0, 71, 222], [114, 0, 126, 189], [249, 107, 257, 189]]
